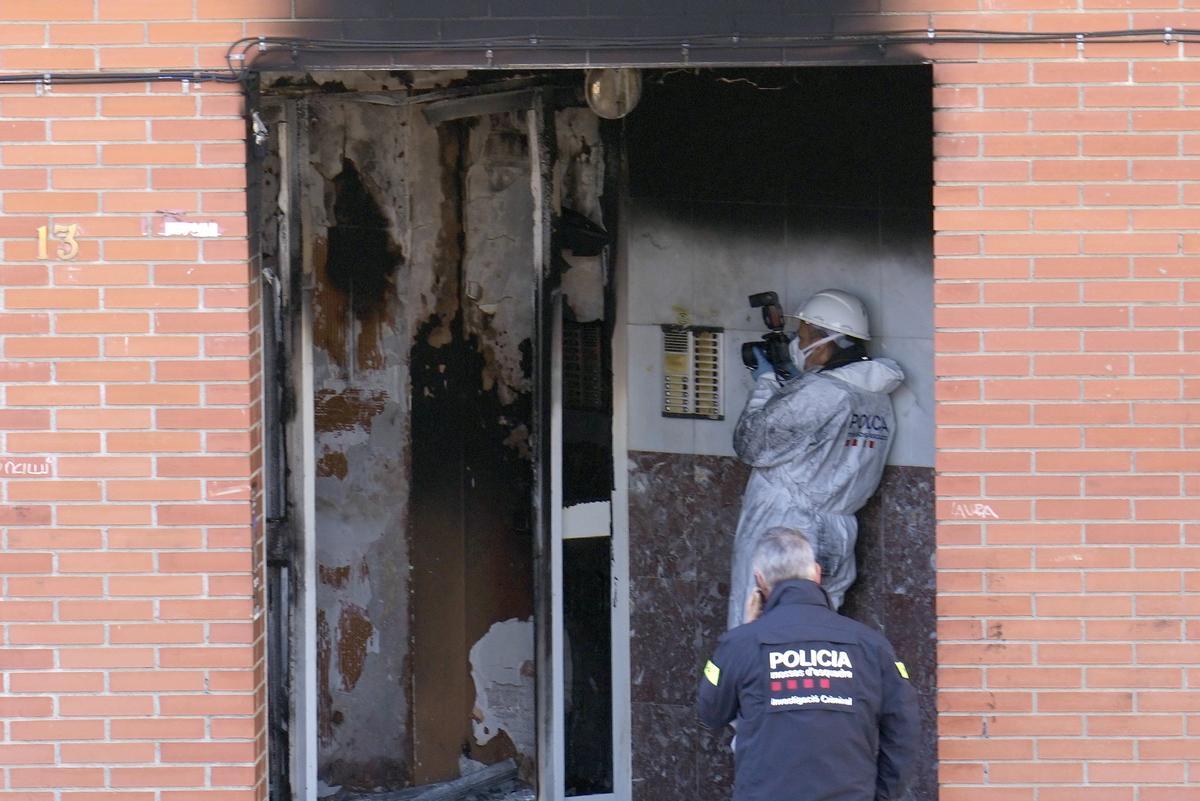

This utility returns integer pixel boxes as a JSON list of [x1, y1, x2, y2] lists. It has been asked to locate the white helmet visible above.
[[791, 289, 871, 341]]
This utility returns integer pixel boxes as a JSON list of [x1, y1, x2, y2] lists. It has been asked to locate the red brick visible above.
[[9, 768, 106, 789], [104, 191, 199, 213], [110, 623, 204, 644], [108, 717, 205, 740], [159, 694, 255, 715], [6, 432, 100, 453], [8, 624, 105, 645], [0, 599, 53, 617], [1033, 305, 1128, 328], [1090, 762, 1185, 783], [985, 86, 1079, 108], [59, 600, 153, 621], [105, 335, 200, 357], [109, 671, 206, 692], [108, 575, 203, 597], [158, 599, 252, 618], [102, 96, 197, 118], [935, 110, 1030, 133], [110, 768, 207, 789], [1134, 110, 1200, 131], [8, 672, 105, 693], [0, 409, 51, 429], [5, 337, 99, 359], [4, 144, 96, 166], [60, 651, 153, 674], [100, 47, 199, 70], [106, 384, 200, 406], [56, 413, 153, 433], [11, 719, 106, 741], [7, 480, 101, 502], [1082, 184, 1179, 206], [4, 191, 99, 213], [107, 431, 202, 452], [56, 505, 153, 526], [0, 167, 48, 189], [153, 167, 247, 189]]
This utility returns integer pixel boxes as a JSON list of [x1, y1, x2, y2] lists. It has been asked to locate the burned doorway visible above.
[[619, 67, 936, 801], [256, 73, 625, 801]]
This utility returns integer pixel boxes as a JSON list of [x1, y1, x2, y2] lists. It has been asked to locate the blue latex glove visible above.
[[750, 345, 773, 380]]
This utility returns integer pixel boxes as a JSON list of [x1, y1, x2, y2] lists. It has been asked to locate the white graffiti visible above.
[[2, 460, 50, 477], [951, 502, 1000, 520]]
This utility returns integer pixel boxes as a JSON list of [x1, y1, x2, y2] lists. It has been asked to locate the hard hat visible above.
[[791, 289, 871, 341]]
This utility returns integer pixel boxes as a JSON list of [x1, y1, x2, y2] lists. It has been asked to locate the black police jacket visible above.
[[697, 579, 919, 801]]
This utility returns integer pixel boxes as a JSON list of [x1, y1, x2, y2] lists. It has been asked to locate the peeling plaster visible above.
[[462, 112, 535, 408], [556, 108, 606, 324], [469, 618, 536, 762]]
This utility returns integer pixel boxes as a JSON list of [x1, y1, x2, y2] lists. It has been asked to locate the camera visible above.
[[740, 291, 795, 377]]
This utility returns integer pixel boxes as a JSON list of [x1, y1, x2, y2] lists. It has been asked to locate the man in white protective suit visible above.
[[728, 289, 903, 627]]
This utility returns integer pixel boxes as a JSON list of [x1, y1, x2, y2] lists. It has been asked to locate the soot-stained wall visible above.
[[409, 108, 538, 784], [296, 77, 613, 790], [304, 96, 414, 790], [621, 68, 936, 801], [624, 67, 933, 467], [293, 77, 548, 790]]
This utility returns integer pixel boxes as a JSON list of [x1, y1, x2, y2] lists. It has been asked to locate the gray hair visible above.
[[751, 527, 819, 588]]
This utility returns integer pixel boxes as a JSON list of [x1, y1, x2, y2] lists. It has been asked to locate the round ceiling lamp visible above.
[[585, 68, 643, 119]]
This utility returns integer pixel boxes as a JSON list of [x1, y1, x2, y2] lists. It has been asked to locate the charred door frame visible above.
[[252, 94, 320, 801], [529, 95, 563, 799]]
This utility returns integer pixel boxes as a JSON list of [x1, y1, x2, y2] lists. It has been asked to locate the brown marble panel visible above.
[[628, 452, 701, 581], [630, 576, 696, 706], [630, 702, 699, 801], [629, 452, 937, 801]]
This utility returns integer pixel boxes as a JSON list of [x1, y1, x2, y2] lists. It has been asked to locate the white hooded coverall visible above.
[[727, 357, 904, 628]]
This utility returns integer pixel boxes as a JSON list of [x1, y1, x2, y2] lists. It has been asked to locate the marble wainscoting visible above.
[[627, 452, 936, 801]]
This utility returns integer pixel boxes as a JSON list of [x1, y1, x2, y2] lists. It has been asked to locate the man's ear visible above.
[[811, 563, 822, 585], [753, 570, 770, 594]]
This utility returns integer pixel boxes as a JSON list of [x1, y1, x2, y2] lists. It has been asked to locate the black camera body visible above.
[[741, 291, 795, 377]]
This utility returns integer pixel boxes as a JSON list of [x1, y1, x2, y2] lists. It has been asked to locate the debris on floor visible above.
[[340, 759, 532, 801]]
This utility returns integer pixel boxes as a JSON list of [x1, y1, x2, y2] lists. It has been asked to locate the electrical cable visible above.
[[0, 27, 1193, 87]]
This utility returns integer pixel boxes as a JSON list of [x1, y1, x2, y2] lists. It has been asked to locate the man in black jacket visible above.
[[697, 527, 919, 801]]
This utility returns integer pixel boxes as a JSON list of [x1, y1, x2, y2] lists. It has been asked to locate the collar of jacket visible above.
[[763, 579, 833, 614]]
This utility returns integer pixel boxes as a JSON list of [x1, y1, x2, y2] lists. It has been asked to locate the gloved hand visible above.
[[750, 346, 773, 381]]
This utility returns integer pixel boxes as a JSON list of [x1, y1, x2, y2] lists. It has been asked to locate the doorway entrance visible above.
[[255, 64, 935, 801]]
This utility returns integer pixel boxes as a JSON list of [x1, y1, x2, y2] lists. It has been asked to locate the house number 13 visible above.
[[36, 224, 80, 261]]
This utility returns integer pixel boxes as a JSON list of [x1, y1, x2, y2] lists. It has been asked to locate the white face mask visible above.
[[788, 332, 839, 372]]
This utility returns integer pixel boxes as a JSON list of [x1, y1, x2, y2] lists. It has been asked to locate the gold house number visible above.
[[36, 224, 80, 261]]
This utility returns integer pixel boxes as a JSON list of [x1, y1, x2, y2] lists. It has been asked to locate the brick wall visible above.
[[0, 3, 1197, 801], [0, 4, 265, 799], [932, 33, 1200, 801]]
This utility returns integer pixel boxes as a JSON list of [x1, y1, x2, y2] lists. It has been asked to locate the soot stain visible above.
[[326, 157, 404, 322]]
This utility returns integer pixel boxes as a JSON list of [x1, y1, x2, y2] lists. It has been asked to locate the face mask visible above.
[[788, 332, 839, 373]]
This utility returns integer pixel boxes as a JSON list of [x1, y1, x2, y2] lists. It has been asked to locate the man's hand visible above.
[[743, 587, 765, 623], [750, 346, 773, 381]]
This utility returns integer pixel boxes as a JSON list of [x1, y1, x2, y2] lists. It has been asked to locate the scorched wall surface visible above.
[[0, 3, 1198, 801]]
